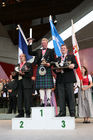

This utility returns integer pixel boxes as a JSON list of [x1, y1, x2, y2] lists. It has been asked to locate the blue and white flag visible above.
[[18, 25, 33, 63], [49, 16, 64, 57]]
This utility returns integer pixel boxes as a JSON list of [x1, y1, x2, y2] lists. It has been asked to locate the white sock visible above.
[[40, 89, 45, 103], [46, 89, 51, 103]]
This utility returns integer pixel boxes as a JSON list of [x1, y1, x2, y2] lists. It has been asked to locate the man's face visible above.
[[41, 40, 48, 49], [20, 54, 26, 63], [61, 45, 68, 55]]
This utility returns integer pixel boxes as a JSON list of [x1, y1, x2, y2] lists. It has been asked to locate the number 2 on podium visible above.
[[20, 121, 24, 128], [40, 109, 43, 117]]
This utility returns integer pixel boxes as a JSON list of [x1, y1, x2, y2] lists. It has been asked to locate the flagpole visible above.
[[30, 28, 32, 45], [49, 15, 52, 21], [71, 19, 73, 26], [30, 28, 32, 38], [17, 24, 28, 45]]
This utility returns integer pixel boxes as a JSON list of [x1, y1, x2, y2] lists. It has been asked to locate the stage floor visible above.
[[0, 118, 93, 140]]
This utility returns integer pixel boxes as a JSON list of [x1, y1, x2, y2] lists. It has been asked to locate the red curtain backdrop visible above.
[[0, 62, 14, 79]]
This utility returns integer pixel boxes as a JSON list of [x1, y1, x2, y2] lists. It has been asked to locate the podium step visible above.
[[31, 107, 55, 119], [12, 107, 75, 130], [12, 117, 75, 130]]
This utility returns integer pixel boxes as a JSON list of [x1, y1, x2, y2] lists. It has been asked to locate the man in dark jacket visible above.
[[55, 44, 78, 117], [16, 53, 33, 118], [7, 73, 18, 114]]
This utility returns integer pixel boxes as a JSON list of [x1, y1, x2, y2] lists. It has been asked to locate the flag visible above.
[[71, 20, 83, 86], [18, 25, 33, 63], [49, 16, 64, 57]]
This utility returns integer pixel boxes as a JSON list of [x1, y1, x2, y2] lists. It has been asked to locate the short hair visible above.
[[61, 44, 68, 49], [41, 38, 48, 43], [20, 53, 26, 58]]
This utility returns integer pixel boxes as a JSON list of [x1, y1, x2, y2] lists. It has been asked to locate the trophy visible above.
[[21, 64, 31, 73], [39, 58, 47, 76], [15, 64, 20, 72], [52, 60, 71, 73], [15, 64, 31, 73]]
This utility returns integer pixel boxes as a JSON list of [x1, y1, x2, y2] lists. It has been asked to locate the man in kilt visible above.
[[28, 38, 55, 106]]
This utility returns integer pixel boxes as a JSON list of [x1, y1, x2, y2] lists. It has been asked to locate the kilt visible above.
[[36, 66, 54, 89]]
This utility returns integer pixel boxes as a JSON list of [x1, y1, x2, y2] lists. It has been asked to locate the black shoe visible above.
[[86, 121, 90, 123], [40, 103, 45, 107], [84, 121, 90, 123], [70, 114, 75, 117], [15, 114, 24, 118], [7, 112, 12, 114], [56, 112, 66, 117], [83, 121, 87, 123], [26, 114, 30, 118], [47, 103, 51, 107]]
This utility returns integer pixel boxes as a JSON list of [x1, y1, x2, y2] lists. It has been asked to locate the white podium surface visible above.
[[31, 107, 55, 119], [12, 107, 75, 130]]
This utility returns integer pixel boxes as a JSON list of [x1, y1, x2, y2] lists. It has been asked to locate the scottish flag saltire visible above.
[[49, 16, 64, 56], [18, 25, 32, 63]]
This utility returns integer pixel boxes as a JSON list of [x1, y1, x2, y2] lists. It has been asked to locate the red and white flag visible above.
[[71, 20, 82, 87]]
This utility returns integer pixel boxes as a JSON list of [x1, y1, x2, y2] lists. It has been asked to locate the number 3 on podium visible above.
[[61, 120, 66, 128]]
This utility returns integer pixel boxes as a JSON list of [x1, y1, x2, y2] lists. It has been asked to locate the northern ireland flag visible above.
[[71, 20, 83, 86]]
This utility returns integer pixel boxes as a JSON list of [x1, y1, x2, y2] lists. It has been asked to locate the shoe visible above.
[[7, 112, 12, 114], [46, 103, 51, 107], [83, 121, 87, 123], [40, 103, 45, 107], [86, 121, 90, 123], [56, 112, 66, 117], [70, 114, 75, 117], [26, 115, 30, 118], [15, 114, 24, 118]]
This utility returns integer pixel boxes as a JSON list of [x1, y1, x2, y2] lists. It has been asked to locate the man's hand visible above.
[[56, 69, 62, 73], [8, 89, 12, 93], [45, 63, 50, 67], [82, 87, 88, 91], [28, 39, 33, 45], [68, 64, 75, 69], [43, 63, 50, 67], [32, 76, 36, 80], [19, 71, 25, 75]]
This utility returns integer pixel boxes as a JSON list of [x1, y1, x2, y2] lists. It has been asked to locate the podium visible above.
[[12, 107, 75, 130]]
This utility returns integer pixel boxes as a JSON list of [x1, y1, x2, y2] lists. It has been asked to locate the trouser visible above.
[[8, 95, 17, 113], [40, 89, 51, 104], [17, 80, 32, 115], [17, 80, 24, 115], [57, 82, 75, 115], [24, 88, 32, 115]]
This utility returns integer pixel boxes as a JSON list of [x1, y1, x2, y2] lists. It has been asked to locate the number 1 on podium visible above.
[[40, 109, 43, 117]]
